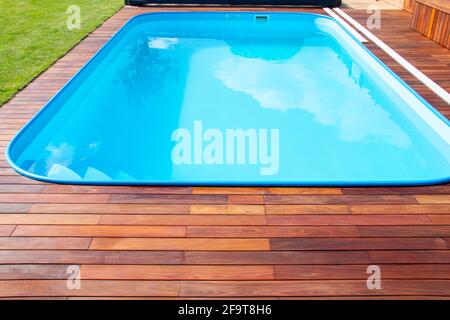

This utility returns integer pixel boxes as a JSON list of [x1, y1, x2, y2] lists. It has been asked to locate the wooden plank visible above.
[[81, 265, 274, 280], [359, 226, 450, 237], [274, 264, 450, 279], [342, 186, 450, 194], [0, 185, 44, 193], [0, 237, 91, 250], [267, 214, 431, 225], [0, 214, 100, 225], [189, 205, 227, 214], [192, 187, 342, 195], [0, 280, 180, 298], [266, 205, 350, 215], [0, 203, 31, 213], [0, 168, 15, 175], [0, 225, 15, 236], [183, 251, 371, 265], [0, 250, 183, 265], [266, 188, 343, 195], [429, 214, 450, 223], [100, 214, 268, 226], [350, 204, 450, 214], [179, 280, 450, 297], [192, 187, 266, 194], [109, 194, 227, 204], [228, 205, 265, 215], [265, 195, 418, 205], [416, 195, 450, 204], [0, 194, 109, 203], [12, 225, 186, 238], [369, 250, 450, 263], [228, 195, 265, 205], [42, 185, 192, 194], [90, 238, 271, 251], [186, 226, 359, 238], [29, 203, 190, 214], [189, 204, 265, 214], [0, 265, 70, 280], [270, 238, 447, 250]]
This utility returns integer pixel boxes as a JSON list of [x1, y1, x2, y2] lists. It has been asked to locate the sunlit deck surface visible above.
[[0, 6, 449, 299]]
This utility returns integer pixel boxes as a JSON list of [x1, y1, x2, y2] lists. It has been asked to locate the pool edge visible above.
[[6, 11, 450, 187]]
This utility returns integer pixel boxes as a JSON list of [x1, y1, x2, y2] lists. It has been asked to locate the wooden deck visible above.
[[0, 6, 449, 299]]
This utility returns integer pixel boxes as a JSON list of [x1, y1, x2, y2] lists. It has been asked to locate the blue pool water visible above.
[[7, 12, 450, 185]]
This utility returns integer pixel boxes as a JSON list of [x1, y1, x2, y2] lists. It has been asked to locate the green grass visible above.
[[0, 0, 124, 106]]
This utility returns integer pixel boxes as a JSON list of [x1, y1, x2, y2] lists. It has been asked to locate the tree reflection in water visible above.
[[115, 36, 179, 109]]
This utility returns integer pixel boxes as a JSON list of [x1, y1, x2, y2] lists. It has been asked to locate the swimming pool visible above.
[[7, 12, 450, 186]]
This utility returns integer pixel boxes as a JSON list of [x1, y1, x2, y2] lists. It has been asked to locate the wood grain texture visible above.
[[270, 237, 448, 250], [0, 6, 449, 298], [12, 225, 187, 237], [404, 0, 417, 12], [0, 237, 91, 250], [411, 0, 450, 48], [273, 264, 450, 279], [80, 265, 274, 280], [90, 238, 271, 251]]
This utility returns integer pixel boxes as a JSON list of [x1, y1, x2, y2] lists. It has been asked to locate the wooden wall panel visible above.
[[411, 0, 450, 48], [404, 0, 417, 12]]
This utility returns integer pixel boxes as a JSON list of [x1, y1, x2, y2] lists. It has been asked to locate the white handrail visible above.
[[333, 7, 450, 105], [323, 8, 368, 43]]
